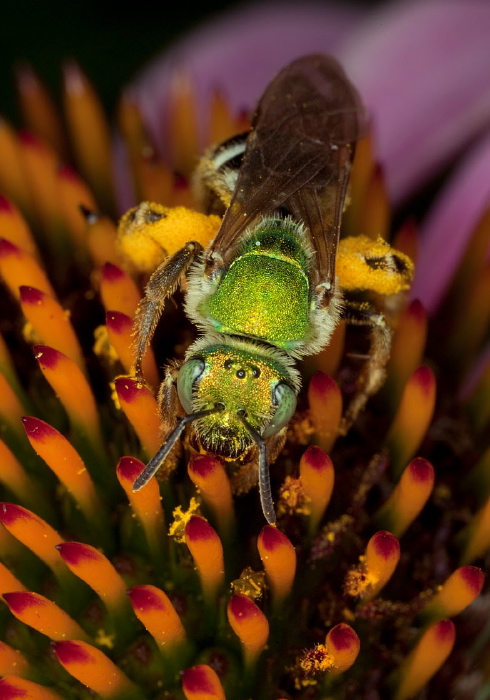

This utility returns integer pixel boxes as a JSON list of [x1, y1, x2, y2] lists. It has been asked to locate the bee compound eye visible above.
[[176, 358, 205, 414], [262, 382, 297, 438]]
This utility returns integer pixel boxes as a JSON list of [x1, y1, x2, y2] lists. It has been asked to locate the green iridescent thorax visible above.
[[190, 342, 288, 457], [199, 222, 311, 350]]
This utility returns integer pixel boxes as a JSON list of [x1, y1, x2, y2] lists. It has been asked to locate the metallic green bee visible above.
[[124, 55, 412, 525]]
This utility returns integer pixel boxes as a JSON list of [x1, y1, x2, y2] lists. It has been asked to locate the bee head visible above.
[[177, 340, 298, 457]]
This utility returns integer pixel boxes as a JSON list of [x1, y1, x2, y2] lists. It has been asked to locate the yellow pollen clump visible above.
[[109, 380, 121, 411], [278, 476, 311, 517], [336, 235, 413, 295], [344, 563, 379, 597], [169, 497, 201, 542], [342, 607, 356, 622], [117, 202, 220, 273], [93, 325, 118, 361], [300, 644, 335, 673], [231, 567, 267, 601], [94, 629, 116, 648], [22, 321, 42, 344]]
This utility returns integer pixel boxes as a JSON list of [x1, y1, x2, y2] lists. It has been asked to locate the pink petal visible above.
[[340, 0, 490, 202], [411, 128, 490, 313], [124, 0, 490, 215], [128, 2, 363, 157]]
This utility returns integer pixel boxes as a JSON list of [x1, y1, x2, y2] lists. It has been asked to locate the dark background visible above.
[[0, 0, 247, 123]]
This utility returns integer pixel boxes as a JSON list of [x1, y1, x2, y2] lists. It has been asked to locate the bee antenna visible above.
[[237, 414, 276, 526], [132, 405, 224, 492]]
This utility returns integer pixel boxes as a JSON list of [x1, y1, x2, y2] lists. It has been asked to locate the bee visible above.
[[120, 55, 413, 525]]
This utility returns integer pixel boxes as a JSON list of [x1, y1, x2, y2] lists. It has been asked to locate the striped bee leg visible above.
[[132, 241, 203, 381], [339, 300, 392, 434]]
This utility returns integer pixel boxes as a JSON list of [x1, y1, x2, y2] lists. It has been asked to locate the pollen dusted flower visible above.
[[0, 2, 490, 699]]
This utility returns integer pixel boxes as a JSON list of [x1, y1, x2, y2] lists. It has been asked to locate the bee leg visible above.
[[132, 241, 203, 381], [157, 361, 182, 436], [339, 300, 392, 433], [266, 428, 288, 464]]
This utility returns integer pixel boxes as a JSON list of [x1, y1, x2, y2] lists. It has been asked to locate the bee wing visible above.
[[206, 54, 367, 300], [284, 152, 355, 305]]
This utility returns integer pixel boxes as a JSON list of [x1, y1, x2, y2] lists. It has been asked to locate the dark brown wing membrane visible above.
[[284, 150, 354, 303], [206, 54, 367, 301]]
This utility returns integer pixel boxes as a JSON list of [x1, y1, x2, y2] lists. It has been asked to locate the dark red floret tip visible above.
[[173, 172, 189, 190], [127, 585, 165, 612], [185, 515, 215, 542], [302, 445, 331, 472], [228, 593, 257, 619], [19, 286, 45, 304], [56, 542, 99, 566], [407, 298, 426, 322], [114, 376, 143, 403], [22, 416, 58, 441], [328, 623, 358, 651], [0, 678, 28, 698], [101, 262, 125, 282], [18, 130, 42, 148], [408, 457, 434, 483], [3, 592, 42, 613], [57, 164, 78, 181], [188, 453, 220, 477], [0, 238, 21, 258], [117, 456, 146, 481], [53, 640, 92, 664], [182, 665, 216, 694], [413, 365, 435, 395], [400, 217, 418, 237], [106, 310, 132, 334], [309, 371, 337, 398], [459, 566, 485, 595], [372, 531, 400, 560], [433, 619, 455, 644], [0, 502, 30, 526], [237, 108, 249, 122], [33, 345, 62, 370], [259, 524, 289, 552], [0, 194, 13, 212]]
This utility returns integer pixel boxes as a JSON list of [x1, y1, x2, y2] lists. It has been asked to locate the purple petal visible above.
[[128, 2, 363, 157], [411, 128, 490, 314], [340, 0, 490, 202], [125, 0, 490, 214]]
